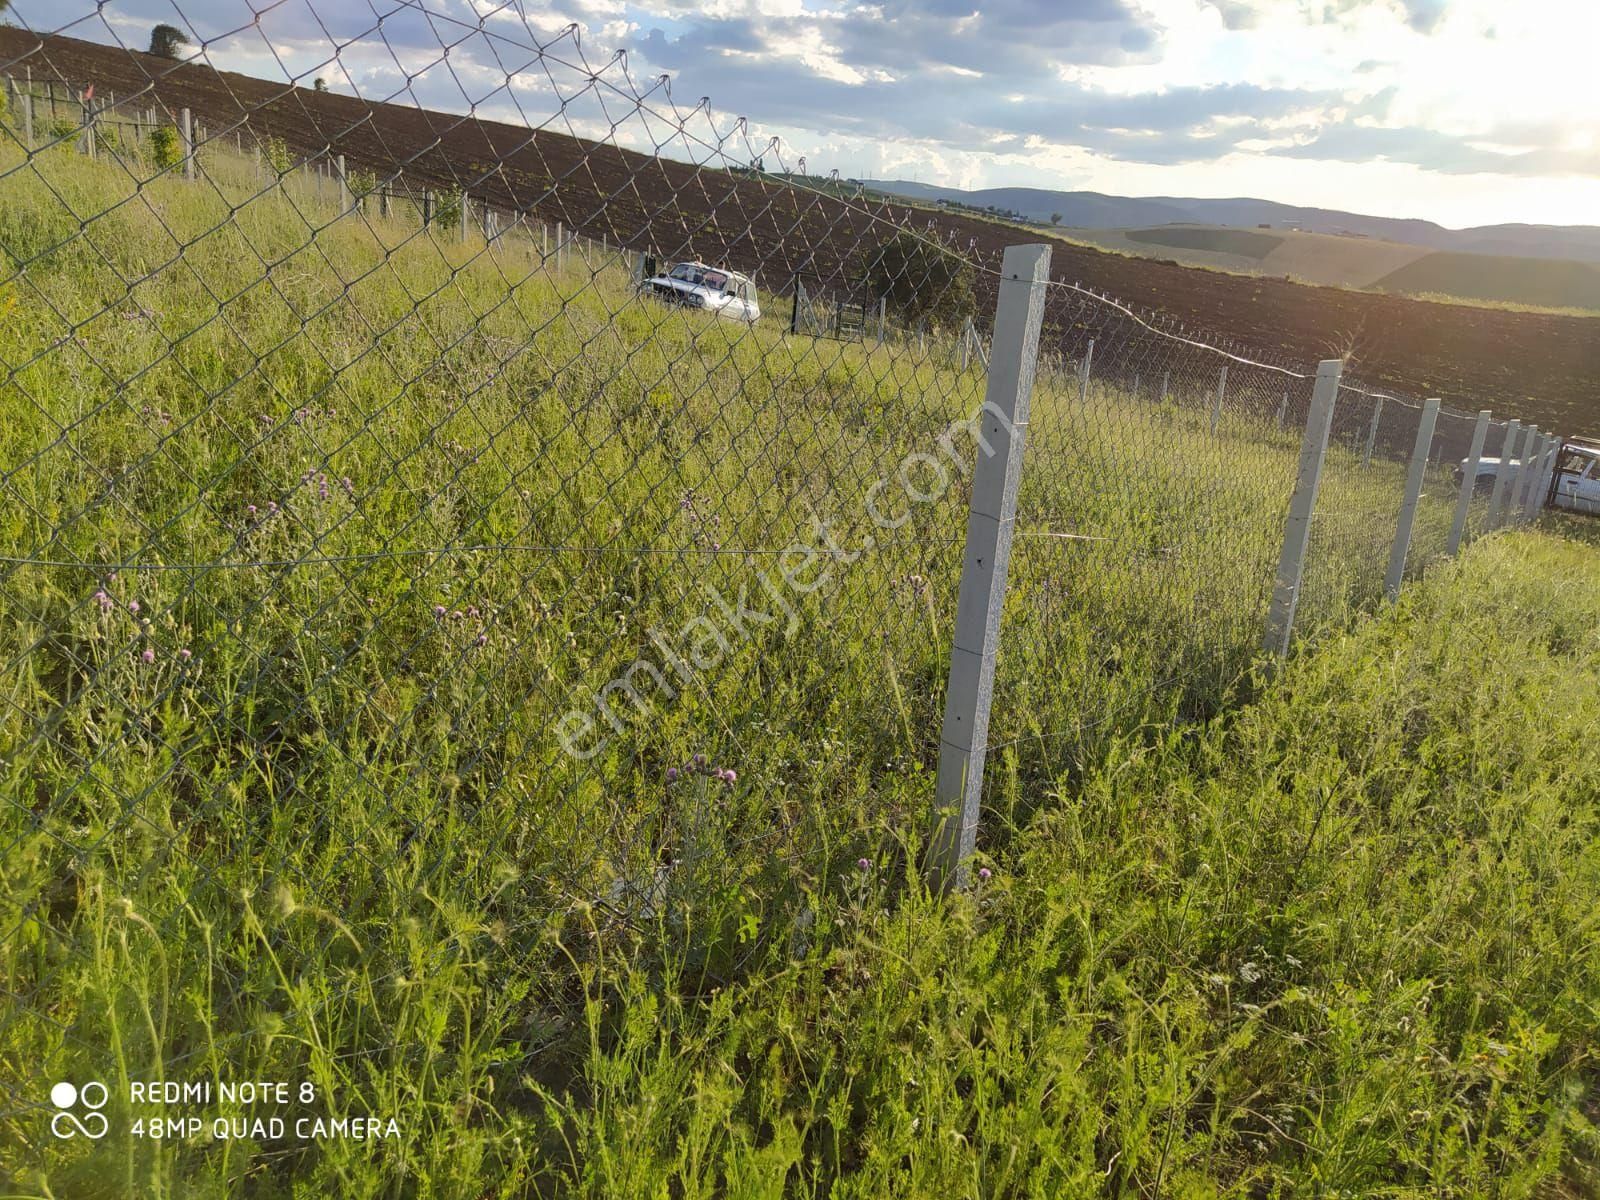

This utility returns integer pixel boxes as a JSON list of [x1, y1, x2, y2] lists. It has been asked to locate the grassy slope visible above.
[[551, 523, 1600, 1199], [0, 138, 1586, 1196]]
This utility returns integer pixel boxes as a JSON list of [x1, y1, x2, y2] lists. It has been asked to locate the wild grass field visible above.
[[0, 134, 1580, 1198]]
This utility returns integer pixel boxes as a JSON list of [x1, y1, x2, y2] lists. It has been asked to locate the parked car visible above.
[[641, 261, 761, 322], [1551, 441, 1600, 514], [1453, 440, 1600, 513]]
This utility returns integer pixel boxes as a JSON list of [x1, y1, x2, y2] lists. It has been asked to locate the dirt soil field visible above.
[[3, 28, 1597, 436]]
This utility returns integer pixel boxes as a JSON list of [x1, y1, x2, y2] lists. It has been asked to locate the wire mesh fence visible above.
[[0, 6, 1570, 1186]]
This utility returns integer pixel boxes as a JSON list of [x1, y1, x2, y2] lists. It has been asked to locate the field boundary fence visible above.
[[0, 11, 1574, 1173]]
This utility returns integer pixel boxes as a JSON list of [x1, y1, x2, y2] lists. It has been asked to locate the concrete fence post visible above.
[[1362, 396, 1383, 466], [180, 107, 194, 180], [1384, 397, 1441, 601], [1211, 364, 1228, 433], [1262, 359, 1343, 657], [1485, 419, 1520, 530], [928, 242, 1051, 891], [1161, 370, 1170, 403], [1507, 425, 1539, 527], [1077, 338, 1094, 406], [22, 91, 33, 149], [960, 317, 972, 371], [1447, 410, 1491, 556], [1535, 436, 1562, 519], [1522, 434, 1555, 524], [335, 154, 350, 214], [877, 296, 887, 345], [1276, 390, 1289, 431]]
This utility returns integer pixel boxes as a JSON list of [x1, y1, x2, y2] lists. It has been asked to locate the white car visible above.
[[1551, 442, 1600, 514], [1454, 440, 1600, 514], [642, 261, 761, 322]]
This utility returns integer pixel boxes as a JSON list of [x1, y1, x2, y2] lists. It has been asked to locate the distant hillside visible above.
[[862, 181, 1600, 265], [1374, 253, 1600, 312]]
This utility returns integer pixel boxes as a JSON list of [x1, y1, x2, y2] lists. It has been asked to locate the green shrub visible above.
[[148, 124, 181, 171]]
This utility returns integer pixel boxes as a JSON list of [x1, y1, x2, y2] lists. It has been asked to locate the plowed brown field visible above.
[[3, 28, 1595, 435]]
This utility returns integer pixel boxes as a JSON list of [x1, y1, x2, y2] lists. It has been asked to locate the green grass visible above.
[[0, 135, 1585, 1197]]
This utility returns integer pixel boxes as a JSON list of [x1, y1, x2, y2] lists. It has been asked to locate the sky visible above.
[[9, 0, 1600, 229]]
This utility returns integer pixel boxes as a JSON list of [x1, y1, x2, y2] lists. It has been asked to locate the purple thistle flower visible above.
[[178, 647, 192, 660], [92, 590, 112, 612], [977, 867, 992, 882], [721, 769, 737, 784], [267, 501, 278, 513], [692, 753, 706, 768], [433, 605, 447, 619], [128, 601, 140, 614], [246, 504, 257, 516], [665, 766, 679, 783], [856, 858, 872, 873], [474, 632, 487, 647], [140, 648, 155, 664]]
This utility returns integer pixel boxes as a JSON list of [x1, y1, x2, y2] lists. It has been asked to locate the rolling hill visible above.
[[2, 27, 1597, 435], [863, 180, 1600, 265]]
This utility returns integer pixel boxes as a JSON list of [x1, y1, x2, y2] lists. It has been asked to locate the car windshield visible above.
[[667, 263, 729, 290]]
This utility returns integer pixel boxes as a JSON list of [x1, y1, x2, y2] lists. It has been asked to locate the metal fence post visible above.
[[1485, 418, 1520, 529], [1447, 410, 1491, 556], [928, 242, 1050, 891], [1262, 359, 1342, 657], [1211, 364, 1228, 433], [1383, 397, 1441, 601]]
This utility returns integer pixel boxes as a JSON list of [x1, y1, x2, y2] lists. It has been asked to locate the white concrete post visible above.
[[1522, 435, 1555, 524], [22, 91, 33, 149], [1507, 425, 1539, 526], [1485, 419, 1520, 530], [1262, 359, 1343, 657], [556, 221, 564, 268], [877, 296, 887, 345], [1211, 364, 1228, 433], [1077, 338, 1094, 406], [1276, 390, 1288, 430], [1447, 410, 1491, 557], [1161, 370, 1170, 403], [1529, 438, 1555, 518], [1362, 396, 1383, 466], [928, 242, 1051, 891], [180, 107, 194, 180], [960, 318, 972, 371], [1384, 397, 1441, 601], [335, 153, 350, 214]]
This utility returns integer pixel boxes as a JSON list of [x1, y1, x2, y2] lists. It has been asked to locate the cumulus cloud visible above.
[[7, 0, 1595, 225]]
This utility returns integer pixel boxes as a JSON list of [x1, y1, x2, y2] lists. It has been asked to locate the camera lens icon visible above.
[[50, 1081, 109, 1140]]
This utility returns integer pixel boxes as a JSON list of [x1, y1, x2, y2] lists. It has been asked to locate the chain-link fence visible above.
[[0, 8, 1569, 1189]]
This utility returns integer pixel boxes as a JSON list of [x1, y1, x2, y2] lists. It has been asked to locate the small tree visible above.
[[1050, 212, 1063, 226], [863, 231, 976, 332], [313, 77, 328, 93], [149, 24, 188, 59]]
